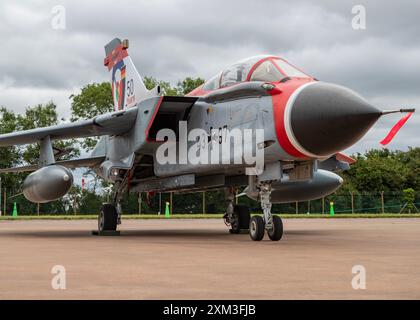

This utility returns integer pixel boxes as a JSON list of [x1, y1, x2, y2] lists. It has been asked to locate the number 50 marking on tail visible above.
[[126, 78, 136, 106]]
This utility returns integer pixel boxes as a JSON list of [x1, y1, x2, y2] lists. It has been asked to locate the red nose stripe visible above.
[[271, 81, 311, 159]]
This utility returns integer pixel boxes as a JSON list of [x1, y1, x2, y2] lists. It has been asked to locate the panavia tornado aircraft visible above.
[[0, 38, 414, 241]]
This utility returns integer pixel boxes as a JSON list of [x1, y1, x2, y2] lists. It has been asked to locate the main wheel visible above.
[[249, 215, 265, 241], [230, 205, 251, 234], [267, 215, 283, 241], [98, 203, 118, 231]]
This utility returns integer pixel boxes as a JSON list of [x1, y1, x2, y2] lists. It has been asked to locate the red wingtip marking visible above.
[[380, 112, 414, 146]]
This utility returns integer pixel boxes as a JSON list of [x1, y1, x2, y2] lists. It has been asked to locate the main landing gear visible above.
[[224, 183, 283, 241], [255, 182, 283, 241], [223, 188, 251, 234], [98, 203, 120, 232], [95, 180, 124, 235]]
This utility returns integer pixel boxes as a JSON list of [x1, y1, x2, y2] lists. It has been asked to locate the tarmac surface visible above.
[[0, 218, 419, 299]]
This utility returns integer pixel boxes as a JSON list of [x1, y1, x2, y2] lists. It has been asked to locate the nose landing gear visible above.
[[251, 182, 283, 241], [224, 183, 284, 241]]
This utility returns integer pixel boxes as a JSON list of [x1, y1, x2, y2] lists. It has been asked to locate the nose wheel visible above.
[[249, 182, 284, 241], [249, 214, 283, 241], [249, 215, 265, 241], [267, 215, 283, 241]]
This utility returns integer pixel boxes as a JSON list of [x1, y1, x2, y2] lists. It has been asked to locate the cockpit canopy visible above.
[[202, 55, 311, 91]]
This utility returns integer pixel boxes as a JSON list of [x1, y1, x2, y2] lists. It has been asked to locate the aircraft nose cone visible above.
[[289, 82, 381, 157]]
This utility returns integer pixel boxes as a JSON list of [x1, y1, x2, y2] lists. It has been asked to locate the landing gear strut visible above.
[[229, 205, 251, 234], [223, 188, 250, 234], [249, 182, 283, 241]]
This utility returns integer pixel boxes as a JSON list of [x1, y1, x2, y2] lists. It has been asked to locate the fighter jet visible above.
[[0, 38, 414, 241]]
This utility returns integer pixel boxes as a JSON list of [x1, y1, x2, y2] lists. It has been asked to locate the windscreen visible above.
[[250, 60, 285, 82], [273, 58, 310, 78]]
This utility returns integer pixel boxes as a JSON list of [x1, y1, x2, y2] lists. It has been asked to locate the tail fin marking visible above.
[[104, 38, 155, 111]]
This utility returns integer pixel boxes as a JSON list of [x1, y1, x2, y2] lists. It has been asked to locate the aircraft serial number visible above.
[[207, 304, 256, 317]]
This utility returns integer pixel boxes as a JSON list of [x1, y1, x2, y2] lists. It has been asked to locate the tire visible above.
[[267, 215, 283, 241], [249, 215, 265, 241], [230, 205, 251, 234], [98, 203, 118, 231]]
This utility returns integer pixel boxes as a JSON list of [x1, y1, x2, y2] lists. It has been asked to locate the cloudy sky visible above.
[[0, 0, 419, 154]]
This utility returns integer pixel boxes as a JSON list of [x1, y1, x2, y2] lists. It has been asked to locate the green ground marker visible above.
[[330, 202, 335, 216], [165, 201, 170, 218], [12, 202, 18, 217]]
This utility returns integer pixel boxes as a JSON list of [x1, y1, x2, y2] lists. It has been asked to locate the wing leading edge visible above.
[[0, 107, 138, 147], [0, 156, 106, 173]]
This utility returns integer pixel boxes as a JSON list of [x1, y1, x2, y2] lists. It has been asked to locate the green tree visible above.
[[66, 185, 82, 215], [0, 103, 80, 214], [143, 76, 179, 95], [70, 82, 114, 151], [0, 107, 26, 209], [0, 107, 20, 168], [78, 188, 104, 214], [18, 102, 79, 164], [143, 76, 204, 96], [395, 147, 420, 190], [402, 188, 416, 213], [70, 82, 114, 121], [341, 149, 411, 192], [177, 77, 204, 95]]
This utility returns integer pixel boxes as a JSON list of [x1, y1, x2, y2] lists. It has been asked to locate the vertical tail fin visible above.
[[104, 38, 158, 111]]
